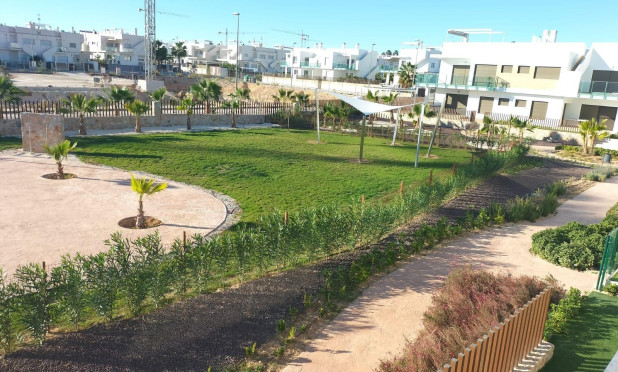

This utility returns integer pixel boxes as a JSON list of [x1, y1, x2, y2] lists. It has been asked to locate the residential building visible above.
[[222, 41, 288, 74], [282, 43, 378, 81], [417, 30, 618, 132], [0, 22, 88, 70], [81, 28, 145, 73], [377, 46, 442, 87]]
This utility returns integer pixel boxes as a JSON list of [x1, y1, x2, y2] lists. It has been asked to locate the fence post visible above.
[[429, 170, 433, 185], [400, 181, 404, 194], [284, 211, 288, 225], [452, 162, 456, 175], [361, 194, 365, 204]]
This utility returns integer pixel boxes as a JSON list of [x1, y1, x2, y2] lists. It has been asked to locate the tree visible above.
[[393, 50, 399, 56], [104, 86, 135, 116], [293, 91, 309, 111], [481, 115, 497, 150], [0, 76, 27, 119], [153, 40, 168, 69], [335, 101, 353, 132], [59, 93, 102, 135], [171, 41, 187, 74], [43, 140, 77, 178], [398, 62, 416, 89], [222, 95, 241, 128], [407, 104, 436, 143], [190, 79, 222, 114], [322, 102, 337, 129], [148, 87, 166, 102], [381, 92, 399, 124], [125, 100, 150, 133], [272, 89, 295, 130], [130, 174, 167, 229], [510, 117, 536, 145], [235, 87, 251, 114], [579, 118, 609, 155], [365, 90, 380, 126], [177, 94, 195, 130]]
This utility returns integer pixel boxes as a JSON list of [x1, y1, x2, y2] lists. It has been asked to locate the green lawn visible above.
[[70, 129, 472, 221], [0, 136, 21, 151], [542, 292, 618, 372]]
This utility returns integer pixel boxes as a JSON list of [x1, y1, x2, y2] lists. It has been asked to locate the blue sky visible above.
[[2, 0, 617, 51]]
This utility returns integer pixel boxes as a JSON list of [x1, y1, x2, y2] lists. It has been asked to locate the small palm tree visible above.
[[293, 92, 309, 111], [148, 87, 167, 102], [235, 87, 251, 114], [510, 117, 536, 145], [381, 92, 399, 124], [104, 86, 135, 116], [272, 89, 295, 130], [190, 79, 222, 114], [580, 118, 609, 155], [43, 140, 77, 178], [398, 62, 416, 88], [336, 101, 353, 132], [407, 104, 436, 143], [125, 100, 150, 133], [365, 90, 380, 125], [222, 96, 241, 128], [130, 174, 167, 229], [171, 41, 188, 74], [0, 76, 27, 119], [177, 94, 195, 130], [58, 93, 102, 135], [322, 102, 335, 129]]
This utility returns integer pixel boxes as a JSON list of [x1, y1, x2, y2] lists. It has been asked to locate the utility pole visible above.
[[144, 0, 156, 82]]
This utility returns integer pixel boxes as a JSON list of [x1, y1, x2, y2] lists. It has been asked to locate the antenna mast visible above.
[[144, 0, 156, 81]]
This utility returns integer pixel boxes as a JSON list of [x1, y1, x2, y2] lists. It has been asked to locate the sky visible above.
[[2, 0, 617, 52]]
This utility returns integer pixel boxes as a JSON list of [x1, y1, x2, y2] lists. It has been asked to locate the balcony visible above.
[[379, 65, 398, 72], [436, 76, 510, 91], [333, 63, 354, 70], [300, 61, 321, 68], [415, 73, 439, 85], [280, 61, 289, 67], [120, 45, 133, 53], [578, 81, 618, 100]]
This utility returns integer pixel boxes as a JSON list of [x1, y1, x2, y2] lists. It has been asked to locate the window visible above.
[[22, 38, 34, 45], [40, 40, 52, 47], [530, 101, 548, 119], [69, 43, 77, 48], [123, 43, 131, 48], [515, 99, 527, 107], [431, 63, 435, 68], [498, 98, 509, 106], [478, 97, 494, 114], [124, 56, 132, 61], [534, 66, 561, 80], [518, 66, 530, 74], [501, 65, 513, 73], [259, 54, 266, 59], [268, 55, 274, 60]]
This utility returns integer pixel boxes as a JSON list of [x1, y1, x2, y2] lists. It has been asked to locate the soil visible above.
[[41, 173, 77, 180], [118, 216, 163, 229], [0, 157, 590, 372]]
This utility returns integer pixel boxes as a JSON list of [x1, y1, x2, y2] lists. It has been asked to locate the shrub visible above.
[[507, 196, 540, 222], [604, 283, 618, 296], [0, 271, 20, 353], [544, 287, 583, 340], [585, 165, 616, 182], [546, 181, 567, 197]]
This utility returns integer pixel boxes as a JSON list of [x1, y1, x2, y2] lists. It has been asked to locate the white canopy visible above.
[[328, 92, 413, 116]]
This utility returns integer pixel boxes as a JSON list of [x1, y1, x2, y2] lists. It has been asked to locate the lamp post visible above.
[[233, 12, 240, 91], [368, 43, 375, 82], [413, 39, 422, 96]]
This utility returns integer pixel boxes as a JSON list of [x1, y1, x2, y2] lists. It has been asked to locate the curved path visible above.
[[284, 177, 618, 372], [0, 150, 228, 275]]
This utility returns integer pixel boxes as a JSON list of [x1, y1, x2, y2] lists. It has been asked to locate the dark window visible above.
[[518, 66, 530, 74], [534, 67, 561, 79], [530, 101, 548, 120], [498, 98, 509, 106], [501, 65, 513, 73], [515, 99, 527, 108]]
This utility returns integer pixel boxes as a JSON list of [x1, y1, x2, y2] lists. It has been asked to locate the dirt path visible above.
[[284, 177, 618, 372], [0, 150, 228, 275]]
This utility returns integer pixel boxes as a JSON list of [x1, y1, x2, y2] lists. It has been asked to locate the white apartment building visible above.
[[81, 28, 145, 72], [0, 22, 87, 70], [181, 40, 220, 72], [417, 30, 618, 132], [222, 41, 288, 74], [282, 43, 378, 81]]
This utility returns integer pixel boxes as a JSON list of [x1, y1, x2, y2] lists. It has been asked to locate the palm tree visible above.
[[190, 79, 222, 114], [336, 101, 353, 132], [0, 76, 27, 119], [510, 117, 536, 145], [272, 89, 295, 130], [130, 174, 167, 229], [177, 94, 195, 130], [222, 96, 241, 128], [398, 62, 416, 89], [171, 41, 188, 74], [381, 92, 399, 124], [235, 87, 251, 114], [59, 93, 102, 135], [294, 92, 309, 111], [322, 102, 336, 129], [482, 115, 496, 150], [104, 86, 135, 116], [125, 100, 150, 133], [43, 140, 77, 178], [148, 87, 167, 102], [407, 104, 436, 143], [579, 118, 609, 155]]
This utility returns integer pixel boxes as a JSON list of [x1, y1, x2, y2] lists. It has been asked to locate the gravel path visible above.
[[0, 157, 592, 371]]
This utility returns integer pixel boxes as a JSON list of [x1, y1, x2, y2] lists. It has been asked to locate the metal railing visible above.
[[416, 73, 439, 85], [438, 287, 552, 372], [579, 81, 618, 99], [300, 61, 321, 68], [379, 65, 399, 71], [596, 228, 618, 291], [333, 63, 354, 70]]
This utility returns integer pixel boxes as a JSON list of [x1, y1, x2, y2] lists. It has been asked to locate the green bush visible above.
[[544, 287, 583, 340], [546, 181, 567, 197], [604, 283, 618, 296], [585, 165, 616, 182]]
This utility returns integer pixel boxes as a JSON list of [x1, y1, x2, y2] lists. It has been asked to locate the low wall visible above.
[[1, 114, 266, 136]]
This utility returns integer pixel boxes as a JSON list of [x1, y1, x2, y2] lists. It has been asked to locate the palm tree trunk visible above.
[[56, 161, 64, 177], [79, 114, 86, 135], [206, 100, 211, 114], [136, 199, 145, 228], [232, 110, 236, 128], [187, 114, 191, 130], [135, 116, 141, 133]]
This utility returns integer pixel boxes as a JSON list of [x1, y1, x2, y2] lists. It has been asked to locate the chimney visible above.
[[135, 28, 138, 35], [355, 42, 359, 49], [71, 26, 75, 33], [342, 42, 346, 49], [314, 43, 318, 48], [320, 42, 323, 49]]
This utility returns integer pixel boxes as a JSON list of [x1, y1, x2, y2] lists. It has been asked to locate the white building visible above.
[[0, 22, 87, 70], [81, 28, 145, 72], [222, 41, 288, 74], [376, 46, 442, 86], [417, 30, 618, 132], [282, 43, 378, 81]]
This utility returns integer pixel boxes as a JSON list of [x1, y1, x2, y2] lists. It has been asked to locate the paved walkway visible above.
[[284, 177, 618, 372], [0, 150, 228, 275]]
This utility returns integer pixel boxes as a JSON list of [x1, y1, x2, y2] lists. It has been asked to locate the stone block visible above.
[[21, 113, 65, 153]]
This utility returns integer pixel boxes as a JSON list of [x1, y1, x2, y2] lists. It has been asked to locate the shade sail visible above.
[[327, 92, 413, 116]]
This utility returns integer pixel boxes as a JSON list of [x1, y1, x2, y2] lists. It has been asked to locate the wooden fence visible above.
[[438, 287, 552, 372]]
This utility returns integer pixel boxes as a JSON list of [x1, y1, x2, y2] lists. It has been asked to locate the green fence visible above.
[[596, 228, 618, 290]]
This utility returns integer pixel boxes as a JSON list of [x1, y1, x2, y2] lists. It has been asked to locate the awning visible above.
[[327, 92, 413, 116]]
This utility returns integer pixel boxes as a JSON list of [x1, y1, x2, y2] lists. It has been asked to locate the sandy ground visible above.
[[63, 123, 277, 137], [0, 150, 228, 276], [284, 177, 618, 372], [10, 72, 135, 88]]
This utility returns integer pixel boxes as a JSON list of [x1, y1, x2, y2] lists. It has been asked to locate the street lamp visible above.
[[233, 12, 240, 91], [413, 39, 423, 95], [368, 43, 375, 82]]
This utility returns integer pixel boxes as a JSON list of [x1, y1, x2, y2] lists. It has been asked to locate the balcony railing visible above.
[[333, 63, 354, 70], [437, 75, 510, 91], [415, 73, 439, 85], [300, 61, 321, 68], [379, 65, 398, 71], [578, 81, 618, 99], [280, 61, 289, 67]]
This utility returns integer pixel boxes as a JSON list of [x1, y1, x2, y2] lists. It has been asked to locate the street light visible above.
[[368, 43, 375, 82], [413, 39, 423, 96], [233, 12, 240, 91]]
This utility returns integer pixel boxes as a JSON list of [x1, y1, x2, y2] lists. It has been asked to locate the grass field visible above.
[[70, 129, 472, 221], [0, 136, 21, 151], [542, 292, 618, 372]]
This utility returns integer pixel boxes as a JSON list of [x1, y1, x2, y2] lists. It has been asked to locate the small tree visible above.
[[171, 41, 188, 74], [381, 92, 399, 124], [58, 93, 102, 135], [510, 117, 536, 145], [43, 140, 77, 178], [104, 86, 135, 116], [148, 87, 167, 102], [222, 95, 241, 128], [177, 95, 195, 130], [580, 118, 609, 155], [235, 87, 251, 114], [398, 62, 416, 89], [273, 89, 295, 130], [365, 90, 380, 126], [125, 100, 150, 133], [0, 76, 27, 119], [191, 79, 222, 114], [130, 174, 168, 229]]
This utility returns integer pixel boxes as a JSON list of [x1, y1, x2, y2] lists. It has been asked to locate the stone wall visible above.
[[21, 113, 65, 153]]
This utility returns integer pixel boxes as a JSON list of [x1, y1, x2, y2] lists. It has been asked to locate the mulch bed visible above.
[[118, 216, 163, 229], [42, 173, 76, 180], [0, 157, 590, 372]]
